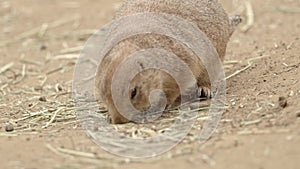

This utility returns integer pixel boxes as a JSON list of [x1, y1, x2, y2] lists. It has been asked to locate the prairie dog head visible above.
[[129, 69, 180, 113], [105, 68, 180, 124]]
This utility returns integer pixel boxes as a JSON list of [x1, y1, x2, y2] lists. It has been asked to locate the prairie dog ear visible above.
[[229, 15, 242, 35], [230, 15, 242, 26]]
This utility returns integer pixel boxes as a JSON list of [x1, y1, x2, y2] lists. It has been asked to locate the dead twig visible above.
[[238, 129, 291, 135], [52, 54, 80, 60], [11, 111, 45, 123], [13, 64, 26, 85], [46, 67, 64, 75], [55, 146, 127, 163], [241, 119, 262, 126], [226, 56, 266, 80], [59, 46, 84, 54], [0, 133, 18, 137], [45, 144, 73, 159], [20, 58, 44, 66], [43, 107, 64, 128], [38, 24, 49, 38], [0, 62, 14, 74], [241, 1, 254, 32]]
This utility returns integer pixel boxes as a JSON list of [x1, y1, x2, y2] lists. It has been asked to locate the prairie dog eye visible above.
[[131, 87, 137, 99]]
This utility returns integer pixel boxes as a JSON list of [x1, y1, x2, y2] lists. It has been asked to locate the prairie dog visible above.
[[96, 0, 241, 124]]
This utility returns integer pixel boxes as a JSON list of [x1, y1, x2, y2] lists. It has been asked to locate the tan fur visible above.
[[96, 0, 239, 124]]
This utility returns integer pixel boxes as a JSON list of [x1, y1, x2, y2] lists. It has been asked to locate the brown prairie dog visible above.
[[96, 0, 241, 124]]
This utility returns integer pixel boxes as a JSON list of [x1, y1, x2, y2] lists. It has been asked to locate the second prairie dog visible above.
[[96, 0, 241, 124]]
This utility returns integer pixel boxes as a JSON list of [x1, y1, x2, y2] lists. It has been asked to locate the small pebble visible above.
[[55, 84, 63, 92], [289, 91, 294, 97], [39, 96, 47, 102], [296, 112, 300, 118], [278, 96, 288, 108], [40, 44, 47, 51], [5, 124, 14, 132]]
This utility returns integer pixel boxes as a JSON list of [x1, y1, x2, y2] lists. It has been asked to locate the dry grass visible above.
[[0, 53, 268, 147]]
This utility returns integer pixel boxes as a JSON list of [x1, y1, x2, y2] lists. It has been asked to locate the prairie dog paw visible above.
[[198, 87, 212, 99]]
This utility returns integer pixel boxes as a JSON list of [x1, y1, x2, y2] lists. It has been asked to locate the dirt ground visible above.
[[0, 0, 299, 169]]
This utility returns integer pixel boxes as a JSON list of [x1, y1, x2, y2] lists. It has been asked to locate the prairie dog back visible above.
[[116, 0, 234, 59]]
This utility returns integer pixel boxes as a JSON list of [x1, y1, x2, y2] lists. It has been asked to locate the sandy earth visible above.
[[0, 0, 299, 169]]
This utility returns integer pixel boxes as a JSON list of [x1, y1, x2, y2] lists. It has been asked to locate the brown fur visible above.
[[96, 0, 240, 124]]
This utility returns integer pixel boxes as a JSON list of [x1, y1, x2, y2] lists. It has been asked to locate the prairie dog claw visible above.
[[198, 87, 212, 99]]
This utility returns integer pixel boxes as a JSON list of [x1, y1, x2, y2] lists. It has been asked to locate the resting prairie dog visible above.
[[96, 0, 241, 124]]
